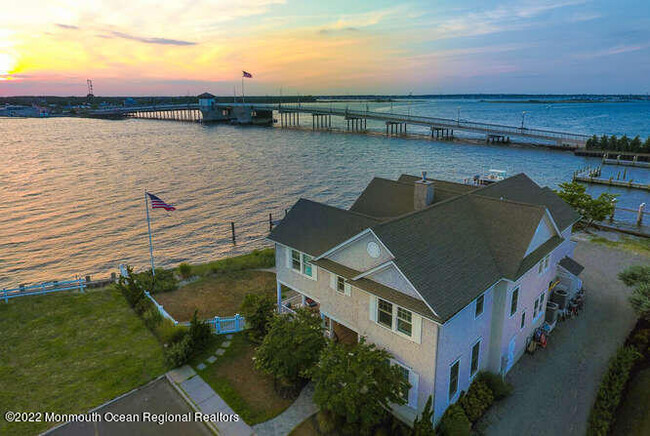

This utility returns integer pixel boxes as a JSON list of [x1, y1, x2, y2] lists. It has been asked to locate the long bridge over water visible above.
[[86, 102, 591, 148]]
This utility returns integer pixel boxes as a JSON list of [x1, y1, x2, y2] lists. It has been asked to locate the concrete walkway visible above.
[[480, 240, 648, 436], [168, 365, 254, 436], [253, 383, 318, 436]]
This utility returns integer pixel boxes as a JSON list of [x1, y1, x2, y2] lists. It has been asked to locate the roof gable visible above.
[[268, 198, 379, 256]]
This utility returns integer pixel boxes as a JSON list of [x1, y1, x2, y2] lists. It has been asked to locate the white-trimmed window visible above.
[[329, 273, 350, 296], [397, 307, 413, 336], [475, 294, 484, 318], [391, 360, 419, 409], [538, 254, 550, 274], [533, 291, 546, 320], [288, 249, 317, 280], [449, 359, 460, 400], [336, 276, 345, 293], [370, 297, 422, 343], [470, 341, 481, 377], [520, 311, 526, 329], [510, 287, 519, 317], [378, 299, 393, 328]]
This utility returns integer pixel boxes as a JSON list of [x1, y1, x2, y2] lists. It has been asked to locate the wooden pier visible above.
[[573, 165, 649, 191]]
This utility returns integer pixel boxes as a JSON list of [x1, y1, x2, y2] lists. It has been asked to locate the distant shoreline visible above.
[[482, 99, 634, 104]]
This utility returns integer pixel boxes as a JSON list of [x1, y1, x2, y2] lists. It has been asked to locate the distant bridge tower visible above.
[[86, 79, 94, 100]]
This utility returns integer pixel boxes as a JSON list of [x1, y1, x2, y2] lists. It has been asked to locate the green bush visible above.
[[587, 346, 642, 436], [629, 329, 650, 355], [412, 395, 435, 436], [476, 371, 513, 400], [459, 379, 494, 423], [316, 410, 337, 434], [189, 310, 212, 353], [143, 307, 163, 330], [240, 293, 276, 341], [156, 319, 188, 346], [164, 334, 193, 367], [438, 404, 470, 436], [133, 268, 178, 294], [178, 262, 192, 279]]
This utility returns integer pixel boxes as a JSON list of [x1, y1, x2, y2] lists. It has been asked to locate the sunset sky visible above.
[[1, 0, 649, 96]]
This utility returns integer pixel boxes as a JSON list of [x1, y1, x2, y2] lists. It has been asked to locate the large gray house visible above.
[[268, 173, 583, 425]]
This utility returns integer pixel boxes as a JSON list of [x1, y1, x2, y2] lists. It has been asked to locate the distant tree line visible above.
[[586, 134, 650, 153]]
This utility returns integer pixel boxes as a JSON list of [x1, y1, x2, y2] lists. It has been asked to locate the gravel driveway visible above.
[[479, 239, 648, 436]]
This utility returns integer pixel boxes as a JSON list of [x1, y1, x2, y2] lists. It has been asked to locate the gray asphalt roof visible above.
[[268, 173, 581, 322], [559, 256, 585, 276]]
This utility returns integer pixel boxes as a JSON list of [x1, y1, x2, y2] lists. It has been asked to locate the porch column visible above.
[[276, 280, 282, 312]]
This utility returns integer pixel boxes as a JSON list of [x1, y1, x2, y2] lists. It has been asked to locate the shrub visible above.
[[459, 379, 494, 423], [189, 310, 212, 353], [178, 262, 192, 279], [254, 308, 326, 387], [316, 410, 337, 434], [587, 346, 642, 436], [143, 307, 163, 330], [164, 334, 193, 367], [629, 329, 650, 355], [412, 395, 435, 436], [116, 266, 146, 309], [156, 319, 188, 345], [202, 248, 275, 276], [311, 339, 410, 435], [476, 371, 513, 400], [133, 268, 178, 293], [618, 265, 650, 287], [438, 404, 470, 436], [240, 293, 276, 341]]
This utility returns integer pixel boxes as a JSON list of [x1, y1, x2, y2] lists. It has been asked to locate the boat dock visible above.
[[573, 165, 649, 191]]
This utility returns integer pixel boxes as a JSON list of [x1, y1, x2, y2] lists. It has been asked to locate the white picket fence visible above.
[[119, 264, 246, 335], [2, 279, 86, 303]]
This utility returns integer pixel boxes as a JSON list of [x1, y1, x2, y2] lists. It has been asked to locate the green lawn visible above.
[[613, 368, 650, 436], [193, 333, 294, 425], [590, 235, 650, 257], [0, 288, 166, 435], [186, 248, 275, 277]]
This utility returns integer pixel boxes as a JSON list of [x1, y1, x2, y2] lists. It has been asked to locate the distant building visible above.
[[0, 105, 49, 118], [123, 97, 137, 106]]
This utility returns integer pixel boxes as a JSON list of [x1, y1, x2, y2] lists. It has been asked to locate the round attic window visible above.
[[367, 241, 381, 258]]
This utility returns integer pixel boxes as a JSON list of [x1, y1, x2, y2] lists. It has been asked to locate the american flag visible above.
[[147, 193, 176, 211], [242, 70, 252, 78]]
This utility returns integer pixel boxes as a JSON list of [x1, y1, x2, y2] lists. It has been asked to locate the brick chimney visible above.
[[414, 171, 434, 210]]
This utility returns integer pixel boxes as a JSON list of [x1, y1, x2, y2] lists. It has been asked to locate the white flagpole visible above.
[[145, 191, 155, 277], [242, 74, 245, 104]]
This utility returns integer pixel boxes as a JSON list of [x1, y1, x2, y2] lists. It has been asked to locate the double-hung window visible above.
[[397, 307, 413, 336], [336, 276, 345, 294], [470, 341, 481, 376], [533, 292, 546, 320], [538, 255, 550, 274], [377, 299, 393, 328], [510, 287, 519, 316], [449, 360, 460, 400], [475, 294, 484, 318], [289, 249, 316, 279], [291, 249, 301, 272], [396, 364, 410, 402]]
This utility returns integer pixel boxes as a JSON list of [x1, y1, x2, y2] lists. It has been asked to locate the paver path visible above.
[[480, 239, 648, 436], [253, 383, 318, 436], [169, 365, 255, 436]]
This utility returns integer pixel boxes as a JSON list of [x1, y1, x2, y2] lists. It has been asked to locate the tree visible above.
[[254, 308, 326, 389], [618, 135, 630, 151], [310, 338, 410, 435], [189, 309, 212, 353], [412, 395, 436, 436], [240, 293, 276, 341], [586, 135, 598, 150], [630, 136, 642, 152], [600, 134, 609, 150], [619, 265, 650, 321], [556, 181, 617, 228]]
